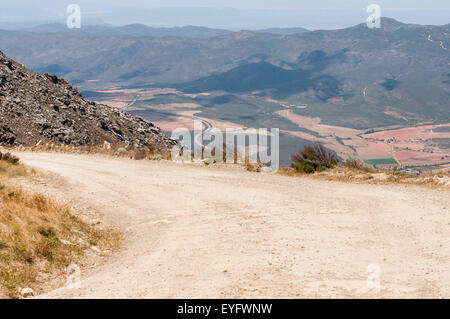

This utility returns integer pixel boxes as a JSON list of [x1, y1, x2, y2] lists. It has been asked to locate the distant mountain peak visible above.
[[379, 17, 409, 30]]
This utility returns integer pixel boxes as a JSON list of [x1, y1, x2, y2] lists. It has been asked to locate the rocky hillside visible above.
[[0, 50, 176, 151]]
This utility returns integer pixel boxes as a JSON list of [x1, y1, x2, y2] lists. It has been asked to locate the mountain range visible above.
[[0, 18, 449, 128], [11, 22, 309, 38]]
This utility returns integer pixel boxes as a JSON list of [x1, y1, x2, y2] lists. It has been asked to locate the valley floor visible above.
[[16, 152, 450, 298]]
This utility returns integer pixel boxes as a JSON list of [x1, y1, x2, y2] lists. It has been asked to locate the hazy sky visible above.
[[46, 0, 450, 10], [1, 0, 449, 29]]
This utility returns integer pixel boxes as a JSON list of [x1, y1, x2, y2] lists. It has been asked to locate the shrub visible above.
[[291, 143, 339, 173], [0, 152, 19, 165], [291, 161, 316, 174]]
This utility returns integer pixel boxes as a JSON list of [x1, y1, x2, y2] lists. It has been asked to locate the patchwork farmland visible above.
[[88, 87, 450, 172]]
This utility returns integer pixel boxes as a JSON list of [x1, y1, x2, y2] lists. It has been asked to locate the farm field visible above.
[[87, 87, 450, 171], [364, 158, 398, 165]]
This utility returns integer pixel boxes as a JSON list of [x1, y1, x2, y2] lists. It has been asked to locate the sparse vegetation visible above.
[[0, 152, 28, 178], [279, 162, 450, 189], [0, 155, 119, 298], [9, 143, 171, 161], [280, 144, 449, 188], [245, 162, 264, 173], [343, 158, 372, 172]]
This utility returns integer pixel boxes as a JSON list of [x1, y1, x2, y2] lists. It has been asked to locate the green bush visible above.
[[291, 143, 339, 173], [291, 161, 316, 174]]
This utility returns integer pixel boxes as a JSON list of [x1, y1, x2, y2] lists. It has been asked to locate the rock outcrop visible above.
[[0, 50, 176, 151]]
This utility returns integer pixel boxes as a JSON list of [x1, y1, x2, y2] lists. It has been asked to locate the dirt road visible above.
[[18, 152, 450, 298]]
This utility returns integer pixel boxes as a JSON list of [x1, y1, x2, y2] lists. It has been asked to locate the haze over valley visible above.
[[2, 16, 447, 168]]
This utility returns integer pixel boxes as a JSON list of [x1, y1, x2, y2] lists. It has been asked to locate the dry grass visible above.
[[0, 161, 29, 179], [280, 144, 450, 189], [245, 162, 264, 173], [343, 158, 372, 172], [0, 157, 119, 298], [278, 166, 450, 189], [9, 142, 171, 161]]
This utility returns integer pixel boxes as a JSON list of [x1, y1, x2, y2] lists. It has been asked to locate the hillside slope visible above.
[[0, 51, 176, 150]]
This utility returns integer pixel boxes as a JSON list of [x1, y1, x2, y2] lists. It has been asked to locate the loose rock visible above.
[[20, 287, 34, 298]]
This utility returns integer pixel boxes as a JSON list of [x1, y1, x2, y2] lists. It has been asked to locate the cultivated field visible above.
[[89, 87, 450, 171], [277, 109, 450, 169]]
